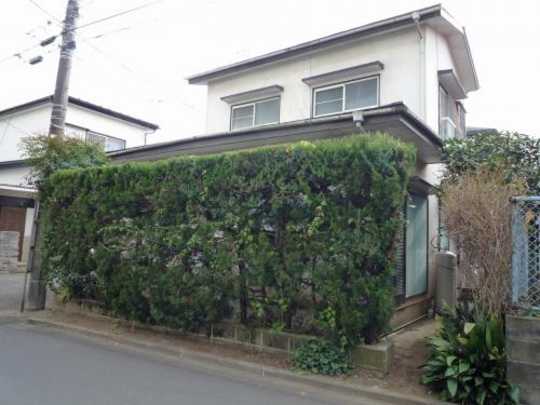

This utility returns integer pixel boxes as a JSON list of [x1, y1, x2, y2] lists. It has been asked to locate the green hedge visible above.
[[42, 133, 415, 345]]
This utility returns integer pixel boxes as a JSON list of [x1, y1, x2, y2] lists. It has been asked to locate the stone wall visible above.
[[506, 315, 540, 404], [0, 231, 20, 272]]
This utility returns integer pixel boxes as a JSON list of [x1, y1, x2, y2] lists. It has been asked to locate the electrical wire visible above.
[[27, 0, 61, 22], [0, 41, 47, 65], [67, 0, 166, 34], [0, 0, 59, 65], [78, 38, 200, 112], [1, 0, 165, 66]]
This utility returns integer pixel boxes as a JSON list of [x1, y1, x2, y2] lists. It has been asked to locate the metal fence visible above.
[[512, 196, 540, 311]]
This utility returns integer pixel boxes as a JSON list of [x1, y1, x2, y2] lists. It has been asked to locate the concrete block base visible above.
[[506, 315, 540, 405], [351, 339, 393, 374]]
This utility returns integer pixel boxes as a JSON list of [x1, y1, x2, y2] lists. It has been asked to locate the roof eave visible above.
[[109, 102, 443, 163], [186, 4, 444, 85], [462, 28, 480, 91], [0, 96, 160, 130]]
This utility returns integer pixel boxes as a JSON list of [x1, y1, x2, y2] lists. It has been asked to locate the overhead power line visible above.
[[1, 0, 165, 66], [77, 38, 201, 112], [68, 0, 165, 33], [0, 41, 50, 65], [27, 0, 61, 22]]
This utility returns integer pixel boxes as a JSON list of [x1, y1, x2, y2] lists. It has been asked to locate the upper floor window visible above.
[[457, 102, 466, 137], [439, 85, 466, 139], [231, 97, 280, 130], [86, 131, 126, 152], [65, 123, 126, 152], [313, 76, 379, 117]]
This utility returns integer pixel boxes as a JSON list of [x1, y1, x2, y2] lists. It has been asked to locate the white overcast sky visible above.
[[0, 0, 539, 143]]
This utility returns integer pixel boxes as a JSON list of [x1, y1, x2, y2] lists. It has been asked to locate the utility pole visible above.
[[49, 0, 79, 137], [25, 0, 79, 311]]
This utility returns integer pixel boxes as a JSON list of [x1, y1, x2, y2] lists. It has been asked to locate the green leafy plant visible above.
[[41, 134, 414, 340], [438, 302, 475, 341], [422, 311, 519, 404], [443, 130, 540, 194], [21, 134, 108, 191], [292, 339, 351, 376]]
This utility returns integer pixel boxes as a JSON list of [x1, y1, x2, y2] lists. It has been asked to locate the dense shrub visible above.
[[292, 339, 351, 375], [442, 130, 540, 194], [422, 309, 520, 404], [42, 134, 415, 345]]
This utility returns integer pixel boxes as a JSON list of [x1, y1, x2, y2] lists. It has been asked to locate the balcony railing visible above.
[[440, 117, 457, 141]]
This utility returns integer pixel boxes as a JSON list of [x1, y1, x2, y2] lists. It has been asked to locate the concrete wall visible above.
[[506, 315, 540, 404], [0, 231, 19, 272], [21, 207, 34, 263], [203, 25, 468, 137]]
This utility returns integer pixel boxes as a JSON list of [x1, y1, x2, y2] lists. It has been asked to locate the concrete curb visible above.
[[24, 316, 448, 405]]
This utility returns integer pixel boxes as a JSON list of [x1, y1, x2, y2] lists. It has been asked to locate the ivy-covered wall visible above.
[[42, 134, 415, 345]]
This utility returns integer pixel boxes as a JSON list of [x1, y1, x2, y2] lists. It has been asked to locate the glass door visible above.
[[406, 194, 428, 297]]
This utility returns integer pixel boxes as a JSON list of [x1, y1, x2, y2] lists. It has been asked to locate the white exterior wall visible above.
[[0, 102, 150, 163], [0, 166, 31, 187], [66, 105, 147, 148], [0, 105, 51, 162], [205, 27, 423, 133], [204, 25, 468, 144], [423, 26, 462, 131]]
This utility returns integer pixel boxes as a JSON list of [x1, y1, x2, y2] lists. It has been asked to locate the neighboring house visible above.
[[112, 4, 478, 327], [0, 95, 159, 269]]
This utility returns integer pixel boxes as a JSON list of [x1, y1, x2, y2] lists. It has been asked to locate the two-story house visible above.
[[0, 95, 158, 270], [111, 4, 478, 327]]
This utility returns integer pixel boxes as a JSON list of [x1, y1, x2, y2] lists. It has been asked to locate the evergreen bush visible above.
[[42, 134, 415, 345]]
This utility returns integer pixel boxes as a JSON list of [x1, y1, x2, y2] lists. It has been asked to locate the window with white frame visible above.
[[231, 97, 280, 130], [313, 76, 379, 117], [439, 85, 460, 140], [86, 131, 126, 152]]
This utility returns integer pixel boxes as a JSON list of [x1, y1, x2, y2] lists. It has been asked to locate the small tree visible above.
[[440, 167, 526, 317], [20, 135, 109, 310], [21, 135, 108, 192]]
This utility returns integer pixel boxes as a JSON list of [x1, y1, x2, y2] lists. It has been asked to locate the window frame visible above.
[[85, 130, 126, 152], [404, 192, 429, 299], [438, 84, 457, 139], [312, 75, 380, 118], [457, 102, 466, 138], [230, 96, 281, 131]]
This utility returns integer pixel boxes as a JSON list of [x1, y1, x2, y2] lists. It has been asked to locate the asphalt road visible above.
[[0, 320, 383, 405], [0, 273, 25, 312]]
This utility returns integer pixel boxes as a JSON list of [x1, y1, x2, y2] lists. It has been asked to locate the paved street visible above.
[[0, 320, 383, 405], [0, 273, 25, 312]]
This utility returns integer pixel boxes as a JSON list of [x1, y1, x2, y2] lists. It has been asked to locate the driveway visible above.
[[0, 320, 388, 405], [0, 272, 25, 312]]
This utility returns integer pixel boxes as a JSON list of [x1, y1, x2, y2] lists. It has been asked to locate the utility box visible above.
[[435, 251, 457, 312]]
